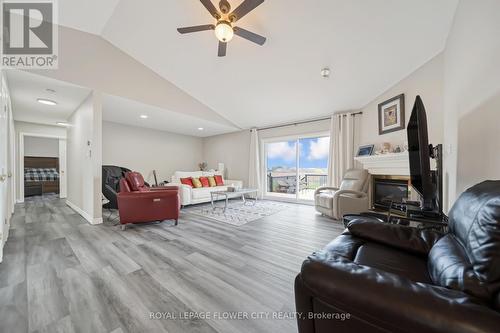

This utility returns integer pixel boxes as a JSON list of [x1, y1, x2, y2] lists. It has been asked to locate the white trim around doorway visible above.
[[18, 132, 67, 203]]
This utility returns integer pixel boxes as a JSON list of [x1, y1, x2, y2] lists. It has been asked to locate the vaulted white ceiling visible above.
[[102, 94, 242, 137], [58, 0, 120, 35], [55, 0, 458, 131]]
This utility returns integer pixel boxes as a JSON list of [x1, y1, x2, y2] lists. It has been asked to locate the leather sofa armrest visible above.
[[298, 253, 500, 333], [346, 219, 443, 255], [315, 186, 339, 195], [333, 189, 367, 199]]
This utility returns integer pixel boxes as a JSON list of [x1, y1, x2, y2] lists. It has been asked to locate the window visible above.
[[265, 135, 329, 202]]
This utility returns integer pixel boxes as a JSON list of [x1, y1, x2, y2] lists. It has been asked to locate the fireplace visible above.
[[372, 176, 410, 210]]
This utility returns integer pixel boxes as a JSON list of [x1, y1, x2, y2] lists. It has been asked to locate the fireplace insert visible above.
[[373, 178, 409, 210]]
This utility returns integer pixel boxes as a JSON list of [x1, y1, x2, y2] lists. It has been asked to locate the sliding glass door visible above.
[[265, 134, 329, 202], [266, 140, 297, 200]]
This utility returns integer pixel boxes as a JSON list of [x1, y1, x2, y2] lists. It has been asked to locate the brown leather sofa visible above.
[[295, 180, 500, 333]]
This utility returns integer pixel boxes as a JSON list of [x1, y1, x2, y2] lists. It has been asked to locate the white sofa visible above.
[[170, 171, 243, 206]]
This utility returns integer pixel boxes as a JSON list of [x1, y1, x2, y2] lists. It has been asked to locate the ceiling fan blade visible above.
[[234, 27, 266, 45], [200, 0, 220, 19], [229, 0, 264, 22], [218, 41, 227, 57], [177, 24, 215, 34]]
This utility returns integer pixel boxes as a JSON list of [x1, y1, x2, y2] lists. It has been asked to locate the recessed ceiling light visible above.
[[140, 115, 149, 119], [198, 127, 204, 131], [56, 122, 70, 127], [37, 98, 57, 105]]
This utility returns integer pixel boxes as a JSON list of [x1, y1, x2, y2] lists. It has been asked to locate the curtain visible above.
[[248, 128, 262, 198], [327, 113, 361, 187]]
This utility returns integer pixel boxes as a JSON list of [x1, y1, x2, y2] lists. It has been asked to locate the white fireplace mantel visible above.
[[355, 152, 409, 176]]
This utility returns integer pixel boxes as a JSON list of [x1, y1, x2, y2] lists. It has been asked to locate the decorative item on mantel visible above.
[[373, 142, 407, 155], [357, 144, 374, 157], [198, 162, 208, 171]]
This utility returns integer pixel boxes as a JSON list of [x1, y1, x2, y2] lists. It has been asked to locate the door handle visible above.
[[7, 172, 12, 178], [0, 175, 6, 182]]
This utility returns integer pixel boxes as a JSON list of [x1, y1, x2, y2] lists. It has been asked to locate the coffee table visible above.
[[210, 188, 258, 212]]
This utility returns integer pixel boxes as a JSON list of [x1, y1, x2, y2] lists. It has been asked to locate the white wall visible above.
[[24, 136, 59, 157], [359, 54, 444, 150], [203, 119, 331, 186], [443, 0, 500, 210], [203, 130, 251, 185], [102, 121, 203, 184], [14, 121, 67, 201], [66, 92, 103, 224]]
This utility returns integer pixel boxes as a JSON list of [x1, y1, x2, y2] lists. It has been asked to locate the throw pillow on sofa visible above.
[[199, 177, 210, 187], [214, 175, 224, 186], [180, 177, 194, 187], [208, 176, 217, 187], [192, 178, 203, 188]]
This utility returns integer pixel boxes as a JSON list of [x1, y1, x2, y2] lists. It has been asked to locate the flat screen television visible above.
[[407, 95, 435, 211]]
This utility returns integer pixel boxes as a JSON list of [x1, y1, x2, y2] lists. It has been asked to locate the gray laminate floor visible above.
[[0, 195, 344, 333]]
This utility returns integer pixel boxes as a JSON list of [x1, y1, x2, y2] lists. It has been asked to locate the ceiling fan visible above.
[[177, 0, 266, 57]]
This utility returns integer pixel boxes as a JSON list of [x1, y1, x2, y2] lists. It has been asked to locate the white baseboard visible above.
[[66, 200, 103, 225]]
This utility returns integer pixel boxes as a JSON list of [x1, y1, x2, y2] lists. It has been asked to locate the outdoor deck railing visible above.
[[267, 173, 328, 194]]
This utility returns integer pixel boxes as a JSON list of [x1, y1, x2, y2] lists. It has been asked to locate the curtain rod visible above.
[[253, 111, 362, 132]]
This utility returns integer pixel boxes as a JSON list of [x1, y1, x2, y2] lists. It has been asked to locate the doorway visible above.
[[19, 133, 67, 202], [264, 133, 330, 203]]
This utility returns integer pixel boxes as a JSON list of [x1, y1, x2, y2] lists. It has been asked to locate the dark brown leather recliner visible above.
[[295, 180, 500, 333]]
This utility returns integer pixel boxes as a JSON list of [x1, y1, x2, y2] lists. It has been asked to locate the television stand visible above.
[[407, 206, 442, 220]]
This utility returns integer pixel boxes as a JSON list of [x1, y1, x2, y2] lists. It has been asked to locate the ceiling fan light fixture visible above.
[[215, 21, 234, 42]]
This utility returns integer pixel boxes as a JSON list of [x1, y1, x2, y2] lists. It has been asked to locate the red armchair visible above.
[[117, 171, 180, 230]]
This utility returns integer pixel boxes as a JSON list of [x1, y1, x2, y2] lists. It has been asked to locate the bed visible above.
[[24, 156, 60, 197]]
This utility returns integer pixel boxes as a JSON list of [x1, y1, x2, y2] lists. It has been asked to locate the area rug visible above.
[[183, 200, 292, 226]]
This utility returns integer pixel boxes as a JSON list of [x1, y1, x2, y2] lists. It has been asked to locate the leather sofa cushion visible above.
[[339, 169, 368, 192], [316, 192, 334, 209], [322, 233, 431, 284], [428, 234, 490, 299], [125, 172, 146, 191], [119, 178, 131, 193], [323, 234, 366, 260], [347, 219, 442, 256], [354, 242, 432, 284], [447, 181, 500, 300]]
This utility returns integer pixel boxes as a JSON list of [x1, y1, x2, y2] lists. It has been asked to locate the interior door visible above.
[[59, 139, 67, 198]]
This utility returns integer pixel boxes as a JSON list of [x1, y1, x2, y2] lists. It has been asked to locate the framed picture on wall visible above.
[[378, 94, 405, 135]]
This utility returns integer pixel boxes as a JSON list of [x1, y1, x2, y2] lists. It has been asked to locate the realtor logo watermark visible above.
[[1, 0, 58, 69]]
